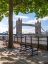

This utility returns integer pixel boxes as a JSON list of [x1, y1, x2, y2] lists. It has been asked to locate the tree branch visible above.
[[13, 2, 26, 7]]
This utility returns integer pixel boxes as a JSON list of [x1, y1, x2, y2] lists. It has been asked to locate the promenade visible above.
[[0, 41, 48, 64]]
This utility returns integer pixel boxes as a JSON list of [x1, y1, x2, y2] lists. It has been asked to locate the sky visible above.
[[0, 12, 48, 34]]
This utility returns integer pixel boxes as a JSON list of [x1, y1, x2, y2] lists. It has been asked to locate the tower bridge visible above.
[[16, 18, 41, 36], [22, 23, 35, 26], [4, 18, 46, 36], [3, 18, 46, 35], [13, 23, 35, 29]]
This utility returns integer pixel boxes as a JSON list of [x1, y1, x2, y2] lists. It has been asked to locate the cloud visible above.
[[16, 15, 29, 19], [13, 29, 16, 34], [6, 19, 8, 22], [22, 28, 35, 33], [13, 15, 29, 22], [0, 23, 7, 27], [0, 28, 8, 33], [13, 28, 35, 34], [0, 23, 8, 33], [38, 16, 48, 21], [13, 19, 16, 22], [23, 18, 37, 24]]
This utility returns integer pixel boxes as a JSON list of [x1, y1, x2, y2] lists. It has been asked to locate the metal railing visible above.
[[0, 34, 48, 51]]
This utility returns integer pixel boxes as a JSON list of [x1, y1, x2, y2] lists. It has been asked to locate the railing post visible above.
[[17, 36, 18, 43], [31, 36, 32, 47], [38, 36, 39, 48], [14, 36, 15, 42], [21, 36, 22, 44], [47, 36, 48, 51], [25, 36, 26, 47]]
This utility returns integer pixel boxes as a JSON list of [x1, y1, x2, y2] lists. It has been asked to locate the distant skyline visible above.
[[0, 12, 48, 34]]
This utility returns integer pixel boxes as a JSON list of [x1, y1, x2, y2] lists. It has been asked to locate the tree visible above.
[[0, 0, 48, 48]]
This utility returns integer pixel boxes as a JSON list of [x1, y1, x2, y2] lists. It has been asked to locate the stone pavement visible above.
[[0, 41, 6, 48], [0, 41, 48, 64]]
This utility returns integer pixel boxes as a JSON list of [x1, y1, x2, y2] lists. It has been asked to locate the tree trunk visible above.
[[8, 0, 13, 48]]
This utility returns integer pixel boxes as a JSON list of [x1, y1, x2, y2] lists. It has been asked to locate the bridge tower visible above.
[[16, 18, 22, 36], [35, 20, 41, 35]]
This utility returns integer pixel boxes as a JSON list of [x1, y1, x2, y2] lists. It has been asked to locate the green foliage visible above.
[[0, 0, 48, 21], [0, 0, 9, 21]]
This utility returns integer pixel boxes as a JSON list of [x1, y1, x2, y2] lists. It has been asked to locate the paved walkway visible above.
[[0, 41, 48, 64], [0, 41, 6, 48]]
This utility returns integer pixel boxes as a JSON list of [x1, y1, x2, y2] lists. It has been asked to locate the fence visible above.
[[14, 36, 48, 50], [0, 35, 48, 50]]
